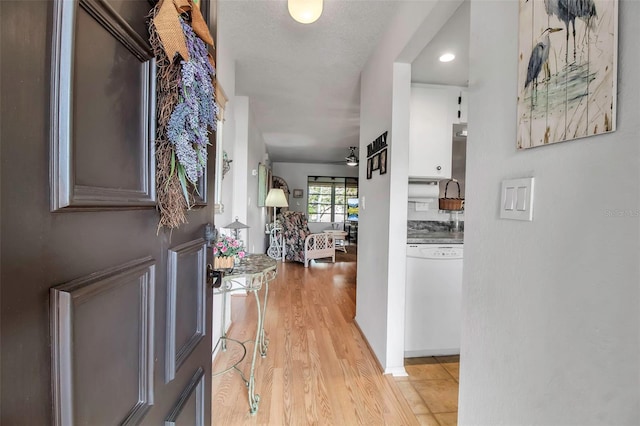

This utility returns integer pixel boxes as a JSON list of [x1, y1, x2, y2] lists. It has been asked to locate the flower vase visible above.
[[214, 256, 234, 270]]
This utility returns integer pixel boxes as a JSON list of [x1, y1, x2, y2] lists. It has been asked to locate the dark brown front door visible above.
[[1, 0, 216, 424]]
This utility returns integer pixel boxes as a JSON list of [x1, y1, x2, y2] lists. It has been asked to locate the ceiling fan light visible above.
[[288, 0, 323, 24], [345, 146, 358, 166]]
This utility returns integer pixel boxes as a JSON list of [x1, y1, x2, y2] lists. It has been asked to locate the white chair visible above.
[[304, 233, 335, 267], [279, 211, 335, 267]]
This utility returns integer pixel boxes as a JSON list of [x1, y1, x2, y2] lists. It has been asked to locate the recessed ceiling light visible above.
[[439, 53, 455, 63]]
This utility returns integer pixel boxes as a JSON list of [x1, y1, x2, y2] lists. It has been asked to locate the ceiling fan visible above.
[[321, 146, 360, 166], [345, 146, 359, 167]]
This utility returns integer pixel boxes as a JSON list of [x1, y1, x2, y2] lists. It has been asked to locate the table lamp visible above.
[[222, 216, 250, 243], [265, 188, 288, 229]]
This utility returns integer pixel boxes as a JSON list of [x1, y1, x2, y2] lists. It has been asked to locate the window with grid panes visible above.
[[307, 177, 358, 223]]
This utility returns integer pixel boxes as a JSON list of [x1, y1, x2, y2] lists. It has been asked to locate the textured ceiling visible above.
[[218, 0, 469, 165]]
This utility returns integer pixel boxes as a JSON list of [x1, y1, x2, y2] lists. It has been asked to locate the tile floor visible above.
[[395, 356, 460, 426]]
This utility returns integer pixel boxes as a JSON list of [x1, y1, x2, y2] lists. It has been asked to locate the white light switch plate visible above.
[[500, 177, 534, 221]]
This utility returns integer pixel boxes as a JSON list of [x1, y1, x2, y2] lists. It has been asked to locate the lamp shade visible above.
[[223, 217, 249, 230], [265, 188, 289, 208], [288, 0, 323, 24]]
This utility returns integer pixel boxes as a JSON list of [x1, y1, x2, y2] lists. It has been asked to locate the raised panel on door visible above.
[[73, 4, 149, 189], [104, 0, 155, 40], [50, 0, 156, 211], [164, 367, 205, 426], [166, 239, 207, 383], [50, 258, 156, 425], [0, 0, 216, 424]]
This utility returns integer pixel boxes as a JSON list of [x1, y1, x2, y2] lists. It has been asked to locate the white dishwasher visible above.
[[405, 244, 463, 357]]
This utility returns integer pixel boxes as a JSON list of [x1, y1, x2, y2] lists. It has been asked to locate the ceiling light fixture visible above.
[[288, 0, 323, 24], [439, 53, 455, 62], [345, 147, 359, 167]]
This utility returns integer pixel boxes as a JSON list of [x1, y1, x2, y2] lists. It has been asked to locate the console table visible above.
[[212, 254, 277, 414]]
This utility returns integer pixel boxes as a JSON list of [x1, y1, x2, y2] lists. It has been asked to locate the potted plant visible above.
[[213, 235, 246, 269]]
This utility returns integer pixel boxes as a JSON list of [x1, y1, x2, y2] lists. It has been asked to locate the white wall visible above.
[[272, 162, 358, 214], [407, 201, 465, 222], [211, 57, 268, 348], [231, 97, 250, 240], [212, 20, 236, 347], [246, 103, 268, 254], [218, 14, 268, 255], [357, 0, 463, 374], [213, 18, 270, 350], [214, 31, 236, 231], [230, 97, 269, 254], [459, 1, 640, 424], [407, 204, 464, 222]]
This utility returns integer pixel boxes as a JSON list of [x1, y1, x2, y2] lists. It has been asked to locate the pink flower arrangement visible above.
[[213, 235, 246, 259]]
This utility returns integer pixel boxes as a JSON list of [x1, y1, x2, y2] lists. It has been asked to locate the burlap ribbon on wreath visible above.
[[153, 0, 215, 67]]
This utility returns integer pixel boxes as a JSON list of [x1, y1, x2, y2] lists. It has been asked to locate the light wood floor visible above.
[[212, 259, 419, 425]]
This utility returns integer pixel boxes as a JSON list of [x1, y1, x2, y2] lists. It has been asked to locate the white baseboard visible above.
[[404, 348, 460, 357], [384, 366, 408, 377]]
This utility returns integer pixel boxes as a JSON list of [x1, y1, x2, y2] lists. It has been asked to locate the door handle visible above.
[[206, 264, 223, 288]]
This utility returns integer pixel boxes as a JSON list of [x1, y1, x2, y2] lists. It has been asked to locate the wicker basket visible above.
[[439, 179, 464, 211], [214, 256, 235, 270]]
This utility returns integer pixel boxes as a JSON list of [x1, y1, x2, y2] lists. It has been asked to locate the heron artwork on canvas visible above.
[[517, 0, 618, 149]]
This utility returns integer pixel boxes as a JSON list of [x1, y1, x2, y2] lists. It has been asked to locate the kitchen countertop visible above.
[[407, 231, 464, 244]]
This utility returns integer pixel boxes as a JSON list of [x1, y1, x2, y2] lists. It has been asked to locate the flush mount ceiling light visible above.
[[345, 147, 359, 167], [288, 0, 323, 24], [439, 53, 455, 62]]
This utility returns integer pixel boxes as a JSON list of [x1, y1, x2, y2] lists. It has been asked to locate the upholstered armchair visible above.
[[278, 211, 335, 267]]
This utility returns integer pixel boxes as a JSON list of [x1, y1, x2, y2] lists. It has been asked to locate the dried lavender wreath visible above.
[[149, 2, 218, 229]]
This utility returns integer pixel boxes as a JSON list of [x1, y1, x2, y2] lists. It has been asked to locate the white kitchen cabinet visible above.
[[409, 84, 467, 180]]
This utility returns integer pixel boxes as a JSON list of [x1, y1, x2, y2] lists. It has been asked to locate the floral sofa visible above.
[[278, 211, 335, 267]]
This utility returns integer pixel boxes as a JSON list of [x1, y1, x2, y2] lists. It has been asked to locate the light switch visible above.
[[516, 186, 527, 211], [504, 187, 515, 210], [500, 177, 534, 221]]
